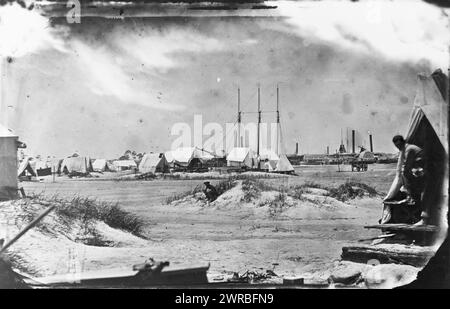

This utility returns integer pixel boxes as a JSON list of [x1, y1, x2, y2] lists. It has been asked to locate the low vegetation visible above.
[[165, 178, 238, 204], [267, 192, 288, 218], [328, 182, 378, 202], [241, 179, 277, 203], [165, 186, 204, 204], [28, 193, 145, 238], [165, 177, 379, 207]]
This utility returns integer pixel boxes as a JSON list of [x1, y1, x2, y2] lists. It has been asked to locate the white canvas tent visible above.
[[92, 159, 107, 172], [259, 148, 294, 173], [259, 148, 279, 161], [18, 157, 38, 177], [61, 156, 93, 174], [383, 71, 448, 229], [164, 150, 175, 166], [275, 153, 295, 173], [139, 153, 169, 173], [227, 147, 257, 168], [0, 124, 18, 200], [50, 158, 63, 174], [92, 159, 115, 172], [259, 148, 279, 171], [169, 147, 205, 167]]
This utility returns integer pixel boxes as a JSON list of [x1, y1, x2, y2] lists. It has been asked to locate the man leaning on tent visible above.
[[381, 69, 448, 227], [384, 135, 427, 225]]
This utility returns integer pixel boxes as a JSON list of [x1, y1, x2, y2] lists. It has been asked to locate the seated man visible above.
[[391, 135, 428, 224], [203, 181, 218, 202]]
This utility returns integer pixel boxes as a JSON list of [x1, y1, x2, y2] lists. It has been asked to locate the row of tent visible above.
[[165, 146, 294, 172], [17, 146, 294, 177], [18, 156, 141, 177], [227, 147, 294, 172]]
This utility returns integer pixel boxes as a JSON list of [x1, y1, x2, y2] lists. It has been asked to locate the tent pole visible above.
[[257, 84, 261, 169]]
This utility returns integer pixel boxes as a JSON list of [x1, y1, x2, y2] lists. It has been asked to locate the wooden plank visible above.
[[341, 244, 436, 267], [357, 233, 396, 242], [29, 264, 210, 287], [364, 224, 438, 233]]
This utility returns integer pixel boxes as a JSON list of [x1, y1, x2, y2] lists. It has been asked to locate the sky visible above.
[[0, 0, 449, 158]]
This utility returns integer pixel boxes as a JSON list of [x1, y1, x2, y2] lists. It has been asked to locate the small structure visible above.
[[0, 124, 19, 200], [35, 159, 52, 176], [138, 153, 169, 174], [113, 159, 137, 171], [357, 150, 376, 161], [349, 148, 376, 172], [226, 147, 257, 168]]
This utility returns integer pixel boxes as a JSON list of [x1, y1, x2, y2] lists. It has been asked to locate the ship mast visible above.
[[237, 86, 241, 147], [257, 84, 261, 168], [276, 84, 280, 155]]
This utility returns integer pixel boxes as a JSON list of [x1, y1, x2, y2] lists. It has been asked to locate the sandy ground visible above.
[[0, 163, 421, 287]]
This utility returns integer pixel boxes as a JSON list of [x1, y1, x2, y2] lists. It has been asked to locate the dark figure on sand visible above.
[[203, 181, 218, 202]]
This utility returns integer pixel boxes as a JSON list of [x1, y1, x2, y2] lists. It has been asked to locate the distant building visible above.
[[0, 124, 19, 201]]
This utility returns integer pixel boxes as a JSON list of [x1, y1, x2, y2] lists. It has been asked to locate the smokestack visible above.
[[352, 130, 355, 154], [369, 133, 373, 152], [295, 142, 299, 155], [327, 146, 329, 155]]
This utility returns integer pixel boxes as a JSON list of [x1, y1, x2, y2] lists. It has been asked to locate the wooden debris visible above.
[[341, 243, 436, 267], [358, 233, 396, 242], [283, 277, 304, 285], [29, 262, 210, 287], [364, 224, 439, 233]]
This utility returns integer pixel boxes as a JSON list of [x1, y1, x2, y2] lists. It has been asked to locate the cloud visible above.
[[0, 2, 65, 58], [69, 26, 224, 109], [273, 0, 450, 69], [117, 28, 224, 72]]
